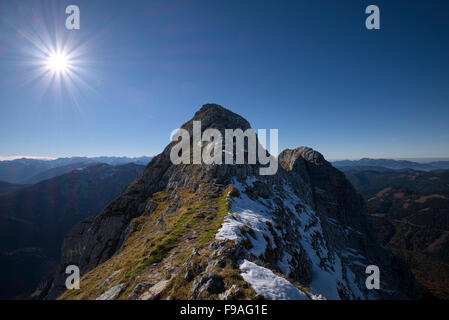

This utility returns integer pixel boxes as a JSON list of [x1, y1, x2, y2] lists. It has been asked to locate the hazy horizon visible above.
[[2, 154, 449, 164]]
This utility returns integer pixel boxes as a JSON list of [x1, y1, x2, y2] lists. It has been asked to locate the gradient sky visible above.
[[0, 0, 448, 161]]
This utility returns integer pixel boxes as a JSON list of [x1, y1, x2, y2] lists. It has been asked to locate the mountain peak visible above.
[[181, 104, 251, 133], [279, 147, 328, 171]]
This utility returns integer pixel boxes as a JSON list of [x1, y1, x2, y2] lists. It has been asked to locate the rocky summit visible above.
[[45, 104, 420, 300]]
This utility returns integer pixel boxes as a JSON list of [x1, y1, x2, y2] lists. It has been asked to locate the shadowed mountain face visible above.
[[342, 169, 449, 299], [47, 104, 420, 301], [22, 163, 95, 185], [340, 168, 449, 197], [0, 159, 54, 184], [0, 180, 27, 196], [0, 163, 145, 300]]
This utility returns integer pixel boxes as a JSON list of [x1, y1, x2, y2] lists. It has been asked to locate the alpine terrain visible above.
[[341, 167, 449, 299], [46, 104, 420, 300], [0, 163, 145, 299]]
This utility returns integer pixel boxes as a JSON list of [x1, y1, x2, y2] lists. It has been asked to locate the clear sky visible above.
[[0, 0, 448, 161]]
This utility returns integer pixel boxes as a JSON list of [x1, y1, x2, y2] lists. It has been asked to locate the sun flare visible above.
[[11, 3, 96, 108], [46, 53, 69, 73]]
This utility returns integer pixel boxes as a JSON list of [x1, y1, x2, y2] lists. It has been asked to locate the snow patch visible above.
[[216, 177, 367, 300], [216, 179, 276, 256], [239, 260, 309, 300]]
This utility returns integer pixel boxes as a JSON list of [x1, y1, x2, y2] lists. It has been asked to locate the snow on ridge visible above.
[[216, 176, 367, 300], [239, 260, 309, 300], [278, 184, 367, 300], [216, 179, 276, 256]]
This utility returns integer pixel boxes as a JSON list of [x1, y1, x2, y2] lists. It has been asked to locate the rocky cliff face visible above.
[[46, 104, 420, 300]]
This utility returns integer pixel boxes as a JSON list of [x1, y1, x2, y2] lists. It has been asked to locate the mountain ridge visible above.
[[0, 180, 27, 196], [333, 158, 449, 172], [46, 104, 420, 300], [0, 156, 152, 184]]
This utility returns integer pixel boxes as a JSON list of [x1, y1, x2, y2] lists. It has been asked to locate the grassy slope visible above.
[[59, 185, 255, 300]]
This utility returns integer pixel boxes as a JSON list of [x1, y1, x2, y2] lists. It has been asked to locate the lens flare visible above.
[[46, 53, 69, 73], [7, 3, 98, 109]]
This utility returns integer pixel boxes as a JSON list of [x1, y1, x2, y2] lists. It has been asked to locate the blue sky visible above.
[[0, 0, 448, 160]]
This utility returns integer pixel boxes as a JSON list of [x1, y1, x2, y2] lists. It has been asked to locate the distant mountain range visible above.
[[333, 158, 449, 172], [0, 163, 145, 299], [0, 156, 152, 184]]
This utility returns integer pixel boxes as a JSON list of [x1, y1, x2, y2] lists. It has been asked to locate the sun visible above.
[[46, 53, 69, 73], [17, 14, 95, 107]]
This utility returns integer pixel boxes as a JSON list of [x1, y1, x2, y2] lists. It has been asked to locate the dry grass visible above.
[[59, 184, 243, 300]]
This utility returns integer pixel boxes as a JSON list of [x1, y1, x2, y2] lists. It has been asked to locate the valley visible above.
[[341, 166, 449, 299], [0, 162, 146, 299]]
